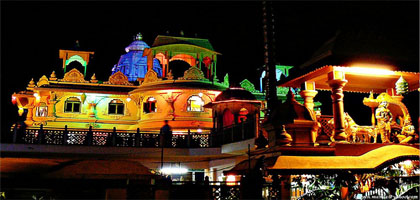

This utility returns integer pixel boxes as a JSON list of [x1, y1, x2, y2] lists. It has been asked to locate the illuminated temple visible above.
[[3, 33, 420, 199]]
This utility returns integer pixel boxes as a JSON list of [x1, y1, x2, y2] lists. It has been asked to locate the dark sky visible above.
[[1, 1, 419, 132]]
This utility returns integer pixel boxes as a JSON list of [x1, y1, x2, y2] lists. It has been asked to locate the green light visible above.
[[65, 55, 87, 67]]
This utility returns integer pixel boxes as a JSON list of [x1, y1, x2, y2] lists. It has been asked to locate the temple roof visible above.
[[279, 65, 420, 93], [125, 40, 150, 52], [152, 35, 216, 52]]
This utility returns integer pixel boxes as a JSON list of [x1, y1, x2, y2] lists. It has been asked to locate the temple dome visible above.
[[125, 40, 150, 52], [215, 87, 256, 102]]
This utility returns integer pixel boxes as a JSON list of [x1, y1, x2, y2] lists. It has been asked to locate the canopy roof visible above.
[[152, 35, 220, 55], [279, 65, 419, 93]]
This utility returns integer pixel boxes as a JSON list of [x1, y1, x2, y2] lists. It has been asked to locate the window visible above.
[[108, 99, 124, 115], [65, 97, 81, 113], [187, 95, 204, 112], [36, 103, 48, 117], [238, 108, 249, 122], [144, 97, 157, 113]]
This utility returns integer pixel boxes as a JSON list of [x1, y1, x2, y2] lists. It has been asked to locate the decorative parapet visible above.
[[143, 69, 159, 84], [37, 75, 49, 87], [104, 71, 133, 86], [179, 66, 207, 80], [240, 79, 258, 93], [61, 68, 89, 83], [223, 73, 229, 87]]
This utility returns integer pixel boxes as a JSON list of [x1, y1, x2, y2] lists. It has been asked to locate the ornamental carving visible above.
[[104, 71, 133, 85], [240, 79, 257, 93], [61, 68, 88, 83], [180, 66, 207, 80], [223, 73, 229, 87], [37, 75, 49, 87], [143, 69, 159, 84]]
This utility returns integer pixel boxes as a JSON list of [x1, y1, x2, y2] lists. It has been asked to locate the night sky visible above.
[[1, 1, 419, 134]]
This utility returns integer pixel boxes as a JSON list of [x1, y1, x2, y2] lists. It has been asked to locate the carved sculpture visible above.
[[61, 68, 88, 83], [329, 113, 377, 143], [375, 101, 393, 143], [143, 69, 159, 84], [37, 75, 49, 87], [104, 71, 133, 85], [180, 66, 207, 80]]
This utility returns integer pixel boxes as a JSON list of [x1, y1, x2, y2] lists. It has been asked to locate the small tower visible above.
[[59, 44, 94, 77]]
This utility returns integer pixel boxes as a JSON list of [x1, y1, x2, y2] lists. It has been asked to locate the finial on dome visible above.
[[135, 33, 143, 41]]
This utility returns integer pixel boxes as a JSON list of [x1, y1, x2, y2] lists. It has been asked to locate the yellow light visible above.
[[198, 92, 203, 97], [126, 97, 131, 102], [18, 107, 24, 116], [197, 129, 202, 133], [342, 64, 395, 76], [226, 175, 236, 186]]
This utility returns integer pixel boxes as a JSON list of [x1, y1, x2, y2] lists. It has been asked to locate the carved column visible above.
[[26, 105, 35, 125], [327, 73, 348, 142], [299, 90, 318, 112]]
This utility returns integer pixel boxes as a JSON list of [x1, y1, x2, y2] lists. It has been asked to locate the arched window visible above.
[[36, 102, 48, 117], [144, 97, 157, 113], [65, 97, 81, 113], [108, 99, 124, 115], [187, 95, 204, 112]]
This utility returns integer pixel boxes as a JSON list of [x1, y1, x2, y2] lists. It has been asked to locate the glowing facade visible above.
[[12, 34, 230, 133]]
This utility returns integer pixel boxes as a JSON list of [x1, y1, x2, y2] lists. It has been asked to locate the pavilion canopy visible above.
[[279, 65, 419, 93]]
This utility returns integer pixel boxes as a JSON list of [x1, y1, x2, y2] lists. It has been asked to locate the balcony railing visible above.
[[8, 122, 255, 148]]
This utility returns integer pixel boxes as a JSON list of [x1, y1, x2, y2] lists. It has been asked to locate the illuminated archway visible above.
[[64, 55, 87, 76]]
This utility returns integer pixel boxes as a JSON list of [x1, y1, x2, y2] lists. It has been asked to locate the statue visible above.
[[396, 117, 417, 144], [375, 101, 393, 143]]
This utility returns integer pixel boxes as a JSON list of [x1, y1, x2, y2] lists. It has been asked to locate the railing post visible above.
[[86, 126, 93, 146], [112, 127, 117, 146], [187, 129, 191, 148], [135, 128, 140, 147], [38, 124, 44, 144], [63, 125, 68, 145]]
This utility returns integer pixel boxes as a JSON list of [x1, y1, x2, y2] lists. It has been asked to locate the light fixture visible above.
[[198, 92, 203, 97], [342, 64, 395, 76], [126, 97, 131, 102], [160, 167, 188, 175]]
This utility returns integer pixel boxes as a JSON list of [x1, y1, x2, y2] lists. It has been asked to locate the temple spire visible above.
[[135, 33, 143, 41]]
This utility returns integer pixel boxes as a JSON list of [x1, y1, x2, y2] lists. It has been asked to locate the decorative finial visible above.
[[277, 125, 292, 146], [28, 78, 35, 87], [135, 33, 143, 41], [369, 90, 374, 99], [395, 75, 408, 95], [49, 71, 57, 81], [90, 73, 98, 83]]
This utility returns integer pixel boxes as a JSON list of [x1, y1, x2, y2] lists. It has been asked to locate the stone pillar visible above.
[[327, 71, 348, 142]]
